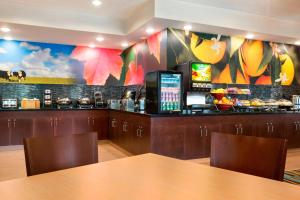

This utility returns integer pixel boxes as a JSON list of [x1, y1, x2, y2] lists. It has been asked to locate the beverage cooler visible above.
[[145, 71, 183, 114]]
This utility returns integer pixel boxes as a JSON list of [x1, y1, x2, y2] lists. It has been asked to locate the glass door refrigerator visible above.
[[146, 71, 183, 114]]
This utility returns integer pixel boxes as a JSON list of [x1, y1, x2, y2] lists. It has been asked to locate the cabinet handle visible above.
[[13, 119, 16, 128], [50, 118, 53, 127], [200, 126, 203, 137], [88, 117, 90, 125], [123, 122, 128, 132], [204, 125, 208, 137], [55, 118, 58, 127], [136, 128, 140, 137], [139, 129, 143, 138], [111, 119, 116, 128], [240, 124, 243, 135], [266, 122, 270, 133], [93, 118, 95, 126], [7, 119, 10, 128], [270, 122, 274, 133], [294, 122, 298, 131], [235, 124, 239, 135]]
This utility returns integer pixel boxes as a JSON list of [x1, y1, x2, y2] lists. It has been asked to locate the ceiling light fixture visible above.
[[3, 36, 12, 41], [295, 41, 300, 46], [121, 42, 129, 48], [146, 27, 155, 34], [245, 33, 255, 39], [183, 25, 192, 36], [89, 44, 96, 48], [92, 0, 102, 7], [96, 37, 104, 42], [1, 27, 11, 33]]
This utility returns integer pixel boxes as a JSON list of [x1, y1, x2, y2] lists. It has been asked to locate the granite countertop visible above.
[[0, 107, 300, 117]]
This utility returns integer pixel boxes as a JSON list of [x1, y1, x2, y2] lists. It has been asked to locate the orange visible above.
[[236, 69, 250, 84], [190, 33, 226, 64], [241, 40, 268, 77], [279, 54, 294, 85], [255, 75, 272, 85], [212, 64, 232, 84], [230, 37, 245, 57]]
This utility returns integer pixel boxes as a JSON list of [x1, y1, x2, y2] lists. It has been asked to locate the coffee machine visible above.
[[175, 61, 213, 112]]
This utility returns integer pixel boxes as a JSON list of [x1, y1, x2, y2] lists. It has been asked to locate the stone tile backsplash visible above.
[[0, 84, 142, 105], [0, 83, 298, 107]]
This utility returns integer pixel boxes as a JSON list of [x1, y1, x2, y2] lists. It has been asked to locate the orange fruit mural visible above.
[[190, 33, 226, 64], [240, 40, 268, 77], [279, 54, 294, 85], [255, 75, 272, 85]]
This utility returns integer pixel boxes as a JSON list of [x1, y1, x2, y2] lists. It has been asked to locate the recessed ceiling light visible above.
[[183, 25, 192, 31], [92, 0, 102, 7], [295, 41, 300, 46], [146, 27, 155, 34], [3, 36, 12, 41], [96, 37, 104, 42], [1, 27, 11, 33], [183, 25, 192, 36], [245, 33, 255, 39], [89, 44, 96, 48], [121, 42, 129, 48]]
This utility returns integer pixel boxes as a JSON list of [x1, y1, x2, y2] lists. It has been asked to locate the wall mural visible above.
[[167, 28, 300, 85], [120, 31, 167, 86], [0, 31, 166, 86], [0, 39, 123, 85]]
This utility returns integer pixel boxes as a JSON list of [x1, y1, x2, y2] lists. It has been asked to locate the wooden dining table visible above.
[[0, 153, 299, 200]]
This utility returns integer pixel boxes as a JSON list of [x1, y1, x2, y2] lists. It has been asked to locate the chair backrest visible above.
[[210, 132, 287, 181], [24, 132, 98, 176]]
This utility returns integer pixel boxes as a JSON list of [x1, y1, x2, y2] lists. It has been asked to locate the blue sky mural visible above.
[[0, 39, 123, 85], [0, 40, 83, 79]]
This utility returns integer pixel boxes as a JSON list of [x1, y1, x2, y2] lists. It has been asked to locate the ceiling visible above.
[[0, 0, 299, 49]]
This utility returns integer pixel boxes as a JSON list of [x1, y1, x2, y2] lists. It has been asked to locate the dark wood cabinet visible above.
[[54, 117, 73, 136], [108, 111, 150, 155], [33, 117, 54, 137], [0, 119, 10, 146], [73, 116, 93, 134], [10, 118, 33, 145], [284, 115, 300, 148], [92, 115, 108, 140]]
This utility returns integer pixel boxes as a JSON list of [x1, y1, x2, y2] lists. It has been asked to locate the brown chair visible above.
[[210, 132, 287, 181], [23, 132, 98, 176]]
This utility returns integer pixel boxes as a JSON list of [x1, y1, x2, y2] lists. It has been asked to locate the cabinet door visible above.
[[131, 122, 150, 155], [254, 117, 284, 138], [92, 115, 108, 140], [11, 118, 34, 145], [109, 117, 119, 143], [284, 117, 300, 148], [119, 120, 133, 151], [33, 117, 54, 137], [0, 119, 10, 146], [54, 117, 73, 136], [184, 125, 207, 159], [73, 116, 93, 135], [219, 122, 240, 135], [152, 125, 185, 159]]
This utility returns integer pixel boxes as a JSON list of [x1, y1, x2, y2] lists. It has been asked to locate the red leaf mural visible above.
[[147, 32, 162, 64], [71, 47, 123, 85], [124, 61, 144, 85]]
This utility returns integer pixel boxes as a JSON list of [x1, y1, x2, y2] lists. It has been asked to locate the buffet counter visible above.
[[1, 108, 300, 160]]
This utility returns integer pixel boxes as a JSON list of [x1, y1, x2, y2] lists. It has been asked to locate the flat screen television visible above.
[[191, 63, 212, 83]]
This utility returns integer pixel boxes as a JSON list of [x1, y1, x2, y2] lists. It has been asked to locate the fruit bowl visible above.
[[215, 103, 232, 111], [211, 93, 227, 100]]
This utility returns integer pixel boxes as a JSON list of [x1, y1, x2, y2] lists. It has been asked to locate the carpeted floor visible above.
[[284, 169, 300, 185]]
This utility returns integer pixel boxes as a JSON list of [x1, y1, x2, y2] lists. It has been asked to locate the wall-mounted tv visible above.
[[191, 63, 212, 83]]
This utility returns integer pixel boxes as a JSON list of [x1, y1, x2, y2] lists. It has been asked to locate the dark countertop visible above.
[[1, 107, 300, 117]]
